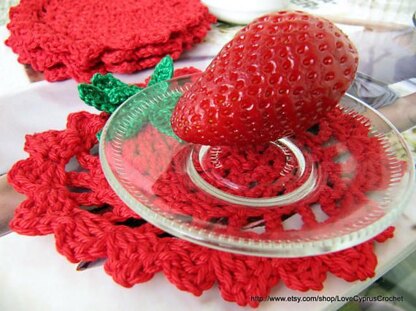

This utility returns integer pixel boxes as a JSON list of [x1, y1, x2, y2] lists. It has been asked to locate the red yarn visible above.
[[124, 111, 396, 237], [8, 68, 396, 308], [6, 0, 216, 82]]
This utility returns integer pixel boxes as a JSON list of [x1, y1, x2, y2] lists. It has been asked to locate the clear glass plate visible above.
[[100, 74, 414, 257]]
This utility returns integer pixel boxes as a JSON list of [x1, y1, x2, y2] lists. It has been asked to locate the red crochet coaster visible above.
[[6, 0, 216, 82], [8, 68, 395, 308]]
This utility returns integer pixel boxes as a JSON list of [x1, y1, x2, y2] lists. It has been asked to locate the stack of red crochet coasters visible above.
[[6, 0, 215, 82], [8, 66, 396, 308]]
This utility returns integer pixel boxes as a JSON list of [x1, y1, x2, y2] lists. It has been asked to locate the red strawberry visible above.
[[171, 11, 358, 145]]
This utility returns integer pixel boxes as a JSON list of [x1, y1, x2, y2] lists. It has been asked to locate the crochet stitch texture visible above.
[[6, 0, 215, 82], [8, 68, 395, 308]]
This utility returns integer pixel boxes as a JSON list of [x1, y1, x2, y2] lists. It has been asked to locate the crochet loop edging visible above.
[[8, 67, 395, 308]]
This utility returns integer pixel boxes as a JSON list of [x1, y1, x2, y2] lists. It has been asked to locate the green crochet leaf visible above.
[[78, 75, 141, 113], [148, 55, 174, 86], [124, 110, 147, 139], [148, 90, 183, 141], [107, 85, 141, 106], [104, 100, 149, 142], [91, 74, 130, 92], [78, 56, 174, 114], [82, 55, 178, 142], [78, 84, 111, 112]]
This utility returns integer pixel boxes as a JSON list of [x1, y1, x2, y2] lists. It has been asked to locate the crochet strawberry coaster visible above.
[[6, 0, 215, 82], [8, 62, 395, 308]]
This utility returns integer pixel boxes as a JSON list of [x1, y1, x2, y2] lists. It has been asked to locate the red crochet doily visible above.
[[6, 0, 215, 82], [8, 68, 395, 308], [115, 109, 393, 236]]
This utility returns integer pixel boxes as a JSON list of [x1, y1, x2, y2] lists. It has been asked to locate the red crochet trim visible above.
[[6, 0, 216, 82], [8, 68, 395, 308]]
